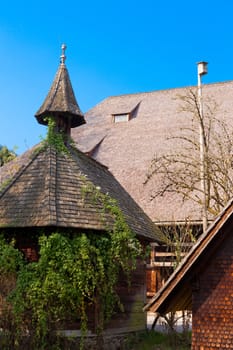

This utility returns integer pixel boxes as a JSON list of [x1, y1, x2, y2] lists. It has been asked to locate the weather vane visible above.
[[60, 44, 67, 65]]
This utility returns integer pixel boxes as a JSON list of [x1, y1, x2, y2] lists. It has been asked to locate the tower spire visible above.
[[35, 44, 85, 136], [60, 44, 67, 65]]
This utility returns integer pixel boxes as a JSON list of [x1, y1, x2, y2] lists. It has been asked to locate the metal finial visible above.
[[60, 44, 67, 65]]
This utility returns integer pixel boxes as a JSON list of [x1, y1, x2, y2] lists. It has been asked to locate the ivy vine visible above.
[[0, 187, 143, 349], [45, 117, 68, 153], [38, 116, 75, 154], [0, 118, 144, 348]]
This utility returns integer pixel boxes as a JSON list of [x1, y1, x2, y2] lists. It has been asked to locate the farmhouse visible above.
[[0, 46, 162, 348], [2, 44, 233, 347], [144, 197, 233, 349], [72, 74, 233, 297], [72, 78, 233, 226]]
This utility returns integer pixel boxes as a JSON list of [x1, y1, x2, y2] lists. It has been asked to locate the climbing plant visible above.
[[45, 117, 68, 153], [0, 120, 144, 348], [0, 189, 143, 349], [0, 235, 25, 347], [40, 116, 75, 153], [8, 230, 142, 348]]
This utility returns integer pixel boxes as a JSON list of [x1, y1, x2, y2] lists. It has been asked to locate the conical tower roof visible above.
[[0, 145, 162, 242], [0, 45, 162, 243], [35, 44, 85, 128]]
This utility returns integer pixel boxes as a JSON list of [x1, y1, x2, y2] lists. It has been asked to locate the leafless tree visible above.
[[159, 220, 197, 268], [145, 88, 233, 219]]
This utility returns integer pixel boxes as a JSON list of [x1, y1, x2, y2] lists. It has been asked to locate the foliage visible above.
[[145, 88, 233, 218], [42, 117, 74, 153], [127, 330, 191, 350], [0, 236, 25, 347], [0, 116, 144, 348], [0, 236, 24, 275], [11, 229, 141, 348], [0, 187, 143, 349], [0, 145, 17, 167], [81, 181, 143, 275]]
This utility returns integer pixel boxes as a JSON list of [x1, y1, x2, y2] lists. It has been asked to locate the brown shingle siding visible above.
[[145, 198, 233, 349], [192, 228, 233, 349]]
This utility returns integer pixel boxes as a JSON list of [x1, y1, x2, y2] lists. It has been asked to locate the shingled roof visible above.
[[0, 45, 161, 243], [35, 44, 85, 128], [72, 81, 233, 223], [0, 144, 161, 241]]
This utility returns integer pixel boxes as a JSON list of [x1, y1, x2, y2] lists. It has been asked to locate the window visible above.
[[112, 101, 141, 123], [113, 114, 129, 123]]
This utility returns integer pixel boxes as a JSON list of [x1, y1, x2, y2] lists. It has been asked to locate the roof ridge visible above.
[[44, 146, 58, 225], [46, 65, 63, 111], [99, 79, 233, 101]]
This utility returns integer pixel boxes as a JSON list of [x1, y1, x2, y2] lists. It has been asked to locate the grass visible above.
[[127, 330, 191, 350]]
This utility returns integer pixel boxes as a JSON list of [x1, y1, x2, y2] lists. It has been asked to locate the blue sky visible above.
[[1, 0, 233, 155]]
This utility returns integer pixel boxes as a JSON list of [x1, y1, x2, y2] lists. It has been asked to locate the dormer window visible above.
[[112, 101, 141, 124], [113, 113, 130, 123]]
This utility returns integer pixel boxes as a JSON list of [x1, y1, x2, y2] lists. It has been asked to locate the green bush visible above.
[[127, 330, 191, 350]]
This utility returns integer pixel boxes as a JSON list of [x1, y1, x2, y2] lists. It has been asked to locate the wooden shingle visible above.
[[73, 81, 233, 223], [35, 58, 85, 128], [0, 44, 161, 242], [0, 144, 161, 242]]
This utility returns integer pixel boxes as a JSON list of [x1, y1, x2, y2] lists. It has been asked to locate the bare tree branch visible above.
[[145, 88, 233, 219]]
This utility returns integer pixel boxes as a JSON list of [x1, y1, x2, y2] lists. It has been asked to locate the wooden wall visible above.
[[105, 258, 147, 333]]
